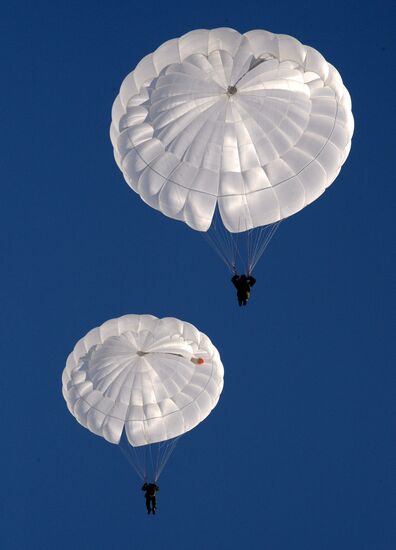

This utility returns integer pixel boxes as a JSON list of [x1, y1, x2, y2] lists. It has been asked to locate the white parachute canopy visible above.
[[62, 314, 224, 448], [111, 28, 354, 235]]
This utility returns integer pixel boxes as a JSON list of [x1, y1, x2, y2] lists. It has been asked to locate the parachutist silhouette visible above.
[[231, 274, 256, 306], [142, 482, 159, 514]]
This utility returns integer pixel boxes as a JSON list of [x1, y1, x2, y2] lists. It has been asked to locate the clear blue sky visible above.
[[2, 1, 395, 549]]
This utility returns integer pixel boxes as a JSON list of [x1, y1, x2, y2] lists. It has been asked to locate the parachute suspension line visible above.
[[235, 234, 247, 273], [118, 434, 180, 482], [203, 209, 236, 272], [228, 225, 239, 272], [247, 226, 264, 274], [154, 441, 162, 480], [203, 209, 280, 274], [247, 228, 254, 274], [247, 226, 268, 274], [148, 444, 155, 480], [203, 230, 234, 272], [218, 211, 239, 271], [154, 440, 171, 481], [232, 215, 247, 273], [248, 221, 281, 274], [131, 443, 146, 480], [144, 445, 148, 480], [118, 438, 146, 481], [206, 212, 229, 268], [155, 436, 180, 481]]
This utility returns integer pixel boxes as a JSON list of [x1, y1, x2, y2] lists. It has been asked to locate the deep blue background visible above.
[[2, 1, 395, 549]]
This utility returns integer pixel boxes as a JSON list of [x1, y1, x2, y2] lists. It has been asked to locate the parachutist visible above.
[[142, 482, 159, 514], [64, 315, 223, 505], [231, 274, 256, 306]]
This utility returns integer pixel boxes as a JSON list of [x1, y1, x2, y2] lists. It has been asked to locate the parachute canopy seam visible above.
[[124, 97, 339, 200]]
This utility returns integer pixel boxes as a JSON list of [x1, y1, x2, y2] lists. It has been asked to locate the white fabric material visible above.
[[62, 315, 224, 447], [111, 28, 353, 232]]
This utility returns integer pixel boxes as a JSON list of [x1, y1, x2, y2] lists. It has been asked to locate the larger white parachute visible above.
[[62, 314, 224, 447], [111, 28, 354, 239]]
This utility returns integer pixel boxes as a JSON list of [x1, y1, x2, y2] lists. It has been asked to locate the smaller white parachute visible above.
[[62, 314, 224, 479]]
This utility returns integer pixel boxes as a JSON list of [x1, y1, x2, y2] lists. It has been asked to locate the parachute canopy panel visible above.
[[111, 28, 353, 233], [62, 314, 224, 447]]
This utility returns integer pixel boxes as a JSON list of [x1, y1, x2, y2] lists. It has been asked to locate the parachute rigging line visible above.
[[203, 207, 280, 274], [119, 432, 180, 482]]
